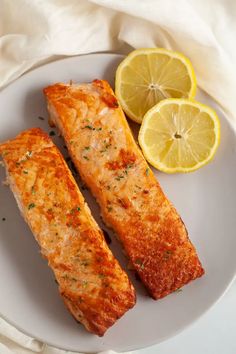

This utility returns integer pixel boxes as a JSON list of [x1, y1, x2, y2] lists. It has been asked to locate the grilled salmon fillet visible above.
[[44, 80, 205, 299], [0, 128, 136, 335]]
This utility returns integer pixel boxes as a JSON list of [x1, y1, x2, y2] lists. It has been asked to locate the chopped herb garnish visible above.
[[83, 156, 89, 160], [96, 127, 102, 131], [70, 140, 74, 144], [16, 162, 20, 166], [49, 131, 56, 136], [175, 288, 182, 293], [28, 203, 35, 210], [82, 280, 89, 287], [38, 116, 45, 121], [135, 184, 142, 189], [145, 168, 149, 176], [107, 206, 113, 212], [23, 170, 28, 174], [2, 217, 6, 221], [115, 175, 124, 181], [2, 151, 8, 156], [98, 274, 106, 279], [26, 151, 32, 158], [31, 186, 36, 194], [70, 207, 81, 214], [84, 125, 93, 130], [163, 250, 173, 259], [135, 259, 145, 269], [84, 146, 90, 150], [106, 185, 111, 190]]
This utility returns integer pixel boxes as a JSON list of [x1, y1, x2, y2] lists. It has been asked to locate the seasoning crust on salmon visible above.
[[44, 80, 205, 299], [0, 128, 136, 335]]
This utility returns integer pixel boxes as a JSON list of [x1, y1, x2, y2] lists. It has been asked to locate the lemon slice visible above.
[[138, 98, 220, 173], [115, 48, 197, 123]]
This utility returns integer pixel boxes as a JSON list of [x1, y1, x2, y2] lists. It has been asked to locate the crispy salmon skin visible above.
[[44, 80, 205, 299], [0, 128, 135, 335]]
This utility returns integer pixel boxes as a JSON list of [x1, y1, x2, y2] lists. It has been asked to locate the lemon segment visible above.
[[115, 48, 197, 123], [138, 99, 220, 173]]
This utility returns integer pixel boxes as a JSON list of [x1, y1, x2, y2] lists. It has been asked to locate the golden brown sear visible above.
[[0, 128, 136, 335], [44, 80, 204, 299]]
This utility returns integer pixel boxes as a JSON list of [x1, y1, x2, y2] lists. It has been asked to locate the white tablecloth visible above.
[[0, 0, 235, 353]]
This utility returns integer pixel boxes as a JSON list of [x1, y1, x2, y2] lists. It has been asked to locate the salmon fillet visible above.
[[44, 80, 205, 299], [0, 128, 136, 335]]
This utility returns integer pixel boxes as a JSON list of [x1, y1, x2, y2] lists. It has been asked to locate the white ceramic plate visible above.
[[0, 54, 236, 353]]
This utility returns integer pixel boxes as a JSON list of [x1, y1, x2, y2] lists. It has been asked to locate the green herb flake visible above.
[[31, 186, 36, 194], [83, 156, 89, 160], [115, 175, 124, 181], [82, 280, 89, 287], [26, 151, 32, 158], [106, 185, 111, 190], [28, 203, 35, 210], [23, 170, 28, 174], [16, 162, 21, 167], [135, 259, 145, 269], [96, 127, 102, 131], [70, 207, 81, 214], [98, 274, 106, 279], [145, 168, 150, 176], [163, 250, 173, 259], [107, 206, 113, 212], [84, 125, 93, 130], [84, 146, 90, 150], [49, 131, 56, 136], [175, 288, 182, 293], [2, 151, 9, 157]]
